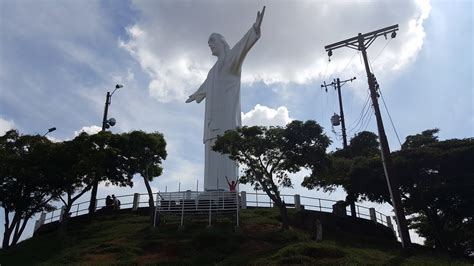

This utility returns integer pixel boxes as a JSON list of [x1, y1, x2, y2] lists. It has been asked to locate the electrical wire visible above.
[[341, 51, 358, 73], [371, 38, 391, 65], [379, 88, 403, 147], [346, 91, 371, 134], [354, 103, 373, 134], [361, 108, 374, 132]]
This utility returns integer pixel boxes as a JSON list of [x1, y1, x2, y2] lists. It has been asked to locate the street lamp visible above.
[[101, 84, 123, 131], [42, 127, 56, 137], [89, 84, 124, 215]]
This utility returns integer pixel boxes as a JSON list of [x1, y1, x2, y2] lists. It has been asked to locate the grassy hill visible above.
[[0, 208, 470, 265]]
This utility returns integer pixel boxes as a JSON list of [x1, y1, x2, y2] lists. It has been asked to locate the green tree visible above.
[[302, 131, 389, 204], [0, 130, 59, 248], [394, 131, 473, 255], [56, 131, 136, 230], [114, 131, 167, 215], [307, 129, 474, 255], [213, 120, 331, 230]]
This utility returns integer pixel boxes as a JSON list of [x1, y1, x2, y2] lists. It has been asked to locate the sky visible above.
[[1, 0, 472, 245]]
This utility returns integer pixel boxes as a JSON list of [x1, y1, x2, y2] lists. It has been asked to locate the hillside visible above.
[[0, 208, 470, 265]]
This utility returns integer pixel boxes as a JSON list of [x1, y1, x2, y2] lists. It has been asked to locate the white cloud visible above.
[[242, 104, 293, 127], [119, 25, 210, 103], [121, 0, 431, 103], [74, 125, 101, 136], [0, 117, 15, 136], [161, 157, 203, 190]]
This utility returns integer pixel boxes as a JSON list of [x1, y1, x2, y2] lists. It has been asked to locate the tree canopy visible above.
[[1, 130, 167, 246], [114, 131, 167, 213], [213, 120, 331, 229], [1, 130, 59, 248], [305, 129, 474, 255]]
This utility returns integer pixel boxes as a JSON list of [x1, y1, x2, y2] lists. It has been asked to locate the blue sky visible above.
[[1, 0, 472, 245]]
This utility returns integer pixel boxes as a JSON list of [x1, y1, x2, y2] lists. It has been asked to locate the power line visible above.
[[372, 38, 392, 65], [347, 91, 370, 130], [353, 102, 373, 134], [346, 91, 371, 133], [341, 51, 359, 73], [362, 108, 374, 132], [379, 88, 403, 147]]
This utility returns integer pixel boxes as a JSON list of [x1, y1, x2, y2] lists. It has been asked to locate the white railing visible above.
[[36, 191, 395, 233], [248, 192, 393, 228], [153, 190, 240, 228]]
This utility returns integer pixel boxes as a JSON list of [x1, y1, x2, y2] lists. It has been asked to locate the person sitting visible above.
[[111, 194, 121, 210], [225, 176, 238, 192], [105, 195, 114, 209]]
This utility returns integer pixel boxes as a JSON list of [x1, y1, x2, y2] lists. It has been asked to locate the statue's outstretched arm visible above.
[[228, 6, 265, 74], [185, 82, 206, 103], [253, 6, 265, 35]]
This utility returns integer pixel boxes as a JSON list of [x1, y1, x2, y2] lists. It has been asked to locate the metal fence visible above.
[[153, 190, 240, 227], [36, 191, 395, 233]]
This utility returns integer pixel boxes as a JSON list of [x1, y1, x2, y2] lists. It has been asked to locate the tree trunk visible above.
[[88, 180, 98, 216], [59, 205, 73, 235], [2, 227, 11, 249], [275, 201, 290, 230], [350, 202, 357, 217], [11, 216, 30, 246], [143, 173, 155, 220], [3, 209, 12, 249], [2, 212, 20, 249], [12, 217, 21, 244], [143, 177, 155, 209]]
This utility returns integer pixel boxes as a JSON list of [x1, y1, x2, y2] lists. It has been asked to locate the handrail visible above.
[[38, 191, 394, 231]]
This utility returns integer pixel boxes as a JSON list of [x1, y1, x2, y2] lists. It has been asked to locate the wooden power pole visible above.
[[324, 24, 412, 248], [322, 77, 357, 217]]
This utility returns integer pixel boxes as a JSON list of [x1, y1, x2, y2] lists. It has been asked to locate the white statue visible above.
[[186, 7, 265, 191]]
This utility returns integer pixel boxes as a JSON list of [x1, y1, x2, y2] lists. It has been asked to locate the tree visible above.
[[114, 131, 167, 216], [0, 130, 59, 248], [307, 129, 474, 256], [302, 131, 389, 204], [56, 131, 136, 231], [394, 131, 474, 256], [213, 120, 331, 230]]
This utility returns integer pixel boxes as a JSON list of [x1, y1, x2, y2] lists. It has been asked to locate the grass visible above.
[[0, 208, 471, 265]]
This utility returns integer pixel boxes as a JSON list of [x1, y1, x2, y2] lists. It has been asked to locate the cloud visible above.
[[121, 0, 431, 103], [0, 117, 15, 136], [242, 104, 293, 127], [74, 125, 102, 136]]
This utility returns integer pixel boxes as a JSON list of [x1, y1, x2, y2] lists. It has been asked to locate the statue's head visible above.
[[208, 33, 230, 57]]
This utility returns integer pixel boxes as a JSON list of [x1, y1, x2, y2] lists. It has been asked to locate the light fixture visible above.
[[43, 127, 57, 137], [105, 118, 116, 129]]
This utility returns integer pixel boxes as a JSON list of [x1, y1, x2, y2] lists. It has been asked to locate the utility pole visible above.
[[321, 77, 356, 149], [324, 24, 412, 248], [322, 76, 356, 217], [88, 84, 123, 215]]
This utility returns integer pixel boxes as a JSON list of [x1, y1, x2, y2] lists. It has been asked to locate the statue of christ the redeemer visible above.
[[186, 7, 265, 191]]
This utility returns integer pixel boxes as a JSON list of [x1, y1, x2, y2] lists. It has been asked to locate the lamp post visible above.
[[42, 127, 56, 137], [88, 84, 123, 215]]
